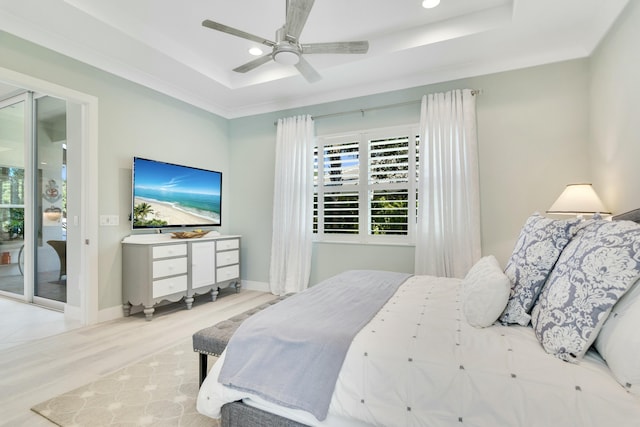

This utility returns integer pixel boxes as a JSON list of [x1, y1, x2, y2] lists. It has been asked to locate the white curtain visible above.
[[269, 115, 315, 295], [415, 89, 481, 278]]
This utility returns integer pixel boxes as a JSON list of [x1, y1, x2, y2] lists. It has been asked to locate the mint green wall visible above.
[[229, 59, 591, 285], [0, 32, 230, 311], [0, 28, 596, 308], [590, 0, 640, 214]]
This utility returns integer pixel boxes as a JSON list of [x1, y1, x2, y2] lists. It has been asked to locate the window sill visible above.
[[312, 239, 415, 247]]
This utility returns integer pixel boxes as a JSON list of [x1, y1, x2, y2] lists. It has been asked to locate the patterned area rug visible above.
[[31, 339, 219, 426]]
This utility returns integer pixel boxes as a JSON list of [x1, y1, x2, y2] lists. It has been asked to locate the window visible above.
[[314, 125, 419, 243], [0, 167, 25, 242]]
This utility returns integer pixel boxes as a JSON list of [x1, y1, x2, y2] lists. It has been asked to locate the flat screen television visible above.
[[131, 157, 222, 229]]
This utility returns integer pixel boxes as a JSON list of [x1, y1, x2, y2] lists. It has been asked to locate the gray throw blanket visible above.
[[218, 269, 411, 421]]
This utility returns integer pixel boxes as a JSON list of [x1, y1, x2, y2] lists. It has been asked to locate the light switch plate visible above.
[[99, 215, 119, 226]]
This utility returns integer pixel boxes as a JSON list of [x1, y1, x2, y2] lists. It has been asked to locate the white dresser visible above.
[[121, 233, 241, 320]]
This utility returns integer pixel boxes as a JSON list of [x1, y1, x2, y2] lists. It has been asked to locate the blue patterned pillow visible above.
[[499, 213, 581, 326], [531, 220, 640, 362]]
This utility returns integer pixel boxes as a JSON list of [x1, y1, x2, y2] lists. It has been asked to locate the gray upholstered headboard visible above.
[[612, 208, 640, 223]]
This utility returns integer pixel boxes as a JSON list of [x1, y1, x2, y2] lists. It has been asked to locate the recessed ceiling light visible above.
[[422, 0, 440, 8], [249, 47, 263, 56]]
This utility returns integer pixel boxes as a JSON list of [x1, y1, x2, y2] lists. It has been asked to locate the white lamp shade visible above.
[[547, 183, 611, 215]]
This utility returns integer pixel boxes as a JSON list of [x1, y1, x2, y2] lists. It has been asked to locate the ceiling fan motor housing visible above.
[[273, 26, 301, 65]]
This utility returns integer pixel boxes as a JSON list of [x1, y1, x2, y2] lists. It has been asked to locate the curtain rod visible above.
[[274, 89, 481, 125]]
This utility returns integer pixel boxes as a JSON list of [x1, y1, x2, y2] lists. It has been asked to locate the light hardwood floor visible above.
[[0, 298, 82, 351], [0, 288, 276, 427]]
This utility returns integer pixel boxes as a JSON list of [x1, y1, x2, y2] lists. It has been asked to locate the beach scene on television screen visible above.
[[133, 159, 221, 228]]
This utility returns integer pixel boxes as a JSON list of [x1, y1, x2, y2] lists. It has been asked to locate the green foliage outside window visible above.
[[1, 167, 25, 241], [371, 191, 408, 235]]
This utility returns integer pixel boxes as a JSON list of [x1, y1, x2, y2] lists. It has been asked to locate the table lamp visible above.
[[546, 183, 611, 218]]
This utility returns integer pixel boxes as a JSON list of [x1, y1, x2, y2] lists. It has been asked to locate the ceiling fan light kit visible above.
[[422, 0, 441, 9], [202, 0, 369, 83], [274, 49, 300, 65]]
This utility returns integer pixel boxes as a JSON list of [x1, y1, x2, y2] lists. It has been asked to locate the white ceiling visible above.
[[0, 0, 629, 119]]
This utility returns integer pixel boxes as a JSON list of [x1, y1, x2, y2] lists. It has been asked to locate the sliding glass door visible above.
[[34, 95, 67, 304], [0, 96, 26, 298], [0, 93, 67, 308]]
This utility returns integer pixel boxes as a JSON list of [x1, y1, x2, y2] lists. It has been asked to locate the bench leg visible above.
[[199, 353, 208, 387]]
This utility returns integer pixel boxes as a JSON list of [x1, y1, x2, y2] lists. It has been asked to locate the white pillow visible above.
[[594, 278, 640, 395], [462, 256, 511, 328]]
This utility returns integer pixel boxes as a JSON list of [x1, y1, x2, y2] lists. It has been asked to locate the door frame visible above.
[[0, 66, 99, 326]]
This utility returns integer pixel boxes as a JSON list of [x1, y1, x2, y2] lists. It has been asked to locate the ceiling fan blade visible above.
[[302, 41, 369, 55], [202, 19, 276, 48], [285, 0, 315, 42], [295, 56, 321, 83], [233, 54, 274, 73]]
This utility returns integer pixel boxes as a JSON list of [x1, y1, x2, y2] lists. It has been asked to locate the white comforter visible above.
[[197, 275, 640, 426]]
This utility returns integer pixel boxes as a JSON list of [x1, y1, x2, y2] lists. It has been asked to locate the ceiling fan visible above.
[[202, 0, 369, 83]]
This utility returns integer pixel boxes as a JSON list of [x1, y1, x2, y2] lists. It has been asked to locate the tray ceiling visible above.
[[0, 0, 629, 118]]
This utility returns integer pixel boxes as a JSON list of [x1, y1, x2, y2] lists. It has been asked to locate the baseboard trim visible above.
[[98, 304, 125, 323], [240, 279, 269, 293]]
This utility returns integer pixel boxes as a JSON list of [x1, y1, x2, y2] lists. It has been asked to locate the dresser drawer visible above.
[[217, 239, 239, 251], [217, 264, 239, 282], [153, 244, 187, 259], [217, 249, 239, 267], [153, 257, 187, 278], [153, 275, 187, 298]]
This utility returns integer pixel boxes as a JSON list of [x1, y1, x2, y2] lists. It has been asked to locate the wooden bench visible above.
[[192, 294, 290, 385]]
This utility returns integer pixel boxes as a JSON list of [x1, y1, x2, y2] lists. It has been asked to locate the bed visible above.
[[197, 211, 640, 426]]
